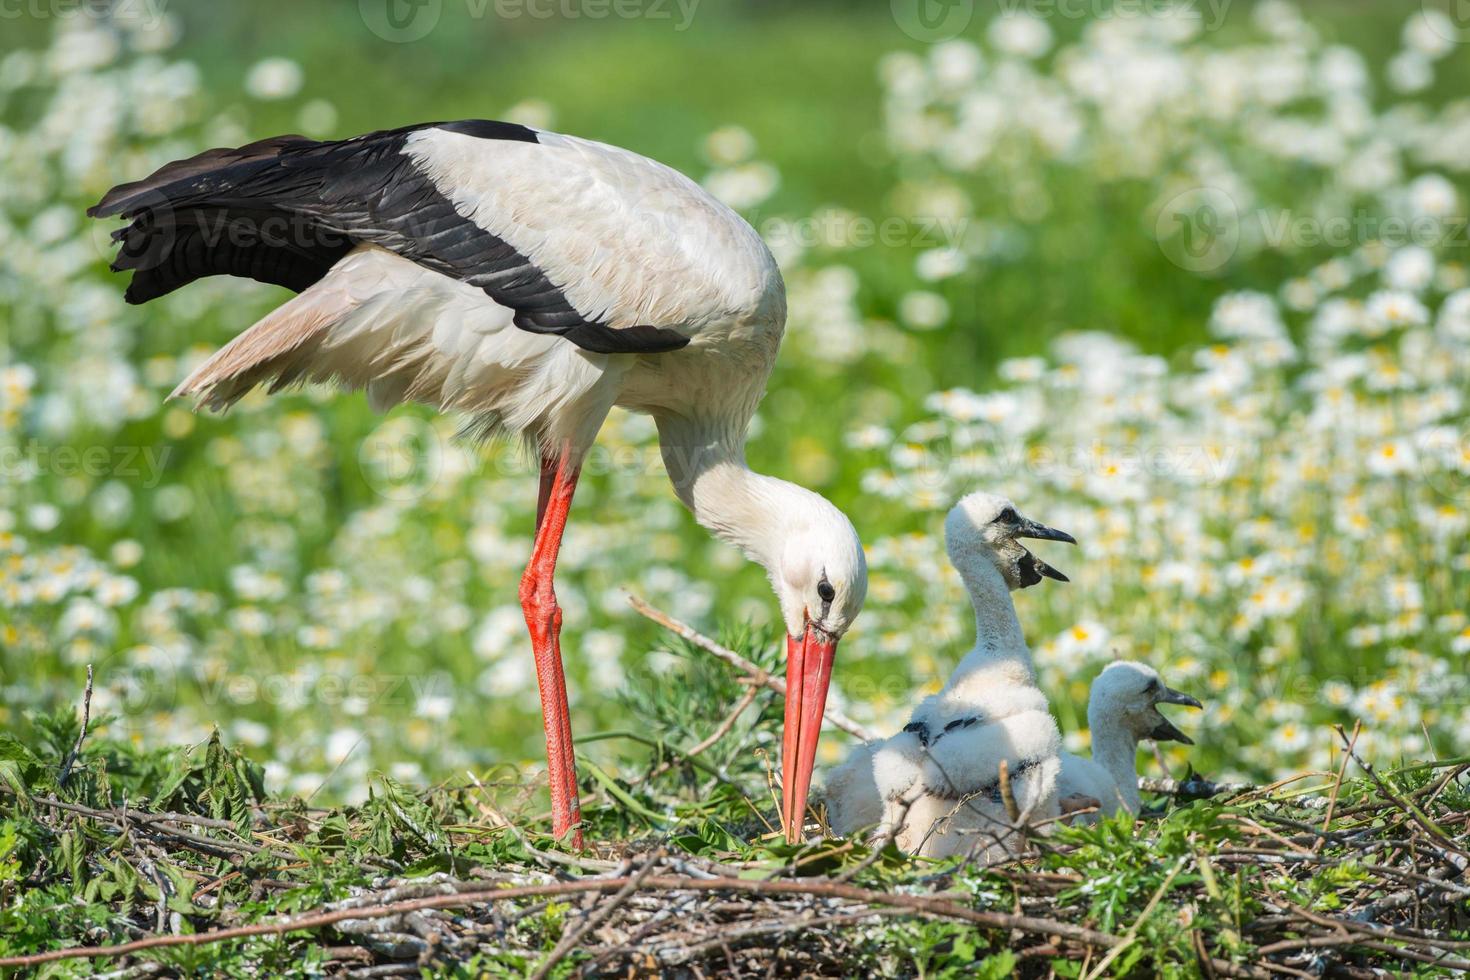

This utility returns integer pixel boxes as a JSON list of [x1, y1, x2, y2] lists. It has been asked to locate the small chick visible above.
[[1058, 661, 1202, 823]]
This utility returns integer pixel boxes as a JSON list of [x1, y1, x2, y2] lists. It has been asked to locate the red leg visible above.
[[521, 450, 583, 846]]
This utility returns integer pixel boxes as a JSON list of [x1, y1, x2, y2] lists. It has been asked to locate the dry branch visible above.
[[0, 870, 1123, 968], [57, 664, 93, 788], [626, 593, 878, 741]]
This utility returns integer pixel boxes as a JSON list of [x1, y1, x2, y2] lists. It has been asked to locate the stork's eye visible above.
[[817, 580, 836, 603], [996, 507, 1019, 524], [1144, 679, 1160, 695]]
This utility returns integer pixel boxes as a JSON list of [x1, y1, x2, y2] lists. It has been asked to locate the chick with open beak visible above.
[[825, 491, 1079, 858], [1059, 661, 1204, 820], [950, 495, 1078, 591]]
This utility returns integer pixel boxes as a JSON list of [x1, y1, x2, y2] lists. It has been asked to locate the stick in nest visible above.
[[57, 664, 94, 788], [627, 593, 877, 742]]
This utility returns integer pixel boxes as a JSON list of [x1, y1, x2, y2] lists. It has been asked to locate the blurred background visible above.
[[3, 1, 1468, 804]]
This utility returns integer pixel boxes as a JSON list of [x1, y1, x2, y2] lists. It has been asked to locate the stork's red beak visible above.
[[782, 621, 838, 843]]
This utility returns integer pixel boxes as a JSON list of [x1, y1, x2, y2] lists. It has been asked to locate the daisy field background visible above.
[[1, 0, 1469, 809]]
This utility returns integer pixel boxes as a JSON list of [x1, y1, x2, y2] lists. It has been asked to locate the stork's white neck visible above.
[[655, 414, 797, 576], [653, 410, 864, 639], [1087, 713, 1143, 813], [930, 553, 1036, 712], [945, 551, 1030, 674]]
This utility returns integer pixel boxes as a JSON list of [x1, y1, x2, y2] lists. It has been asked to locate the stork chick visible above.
[[1059, 661, 1202, 823], [826, 491, 1075, 861]]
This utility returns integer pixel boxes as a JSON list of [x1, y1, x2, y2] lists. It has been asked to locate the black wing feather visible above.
[[89, 121, 690, 355]]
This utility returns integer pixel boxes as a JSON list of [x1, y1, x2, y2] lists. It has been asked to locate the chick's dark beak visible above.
[[1026, 552, 1069, 583], [1158, 687, 1203, 710], [1149, 717, 1195, 745], [1015, 517, 1078, 545], [1015, 516, 1077, 585]]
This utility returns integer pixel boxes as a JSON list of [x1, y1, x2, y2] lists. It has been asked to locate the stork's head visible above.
[[1088, 661, 1202, 744], [772, 505, 867, 643], [766, 489, 867, 844], [945, 491, 1076, 592]]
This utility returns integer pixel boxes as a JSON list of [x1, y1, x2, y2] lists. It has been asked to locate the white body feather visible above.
[[178, 130, 785, 457], [1058, 752, 1132, 821]]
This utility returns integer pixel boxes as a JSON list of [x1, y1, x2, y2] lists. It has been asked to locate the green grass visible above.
[[3, 641, 1467, 977]]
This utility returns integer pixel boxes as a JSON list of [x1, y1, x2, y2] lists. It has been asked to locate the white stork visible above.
[[826, 491, 1073, 860], [1058, 661, 1201, 822], [89, 119, 868, 846]]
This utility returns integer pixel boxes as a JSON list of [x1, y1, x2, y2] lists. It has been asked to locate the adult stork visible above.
[[89, 119, 867, 846]]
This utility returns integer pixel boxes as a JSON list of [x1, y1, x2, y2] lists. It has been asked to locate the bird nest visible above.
[[4, 724, 1469, 977], [4, 613, 1469, 977]]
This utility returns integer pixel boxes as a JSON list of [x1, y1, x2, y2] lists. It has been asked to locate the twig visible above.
[[1137, 775, 1257, 798], [0, 872, 1125, 967], [19, 792, 293, 861], [1334, 725, 1467, 858], [529, 853, 661, 980], [636, 686, 759, 786], [57, 664, 94, 788], [626, 593, 877, 741], [1258, 933, 1470, 972], [656, 907, 900, 963], [1282, 901, 1470, 950], [1315, 721, 1358, 854], [998, 760, 1020, 823]]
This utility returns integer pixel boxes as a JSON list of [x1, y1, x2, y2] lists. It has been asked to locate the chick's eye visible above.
[[996, 507, 1019, 524], [817, 581, 836, 603]]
